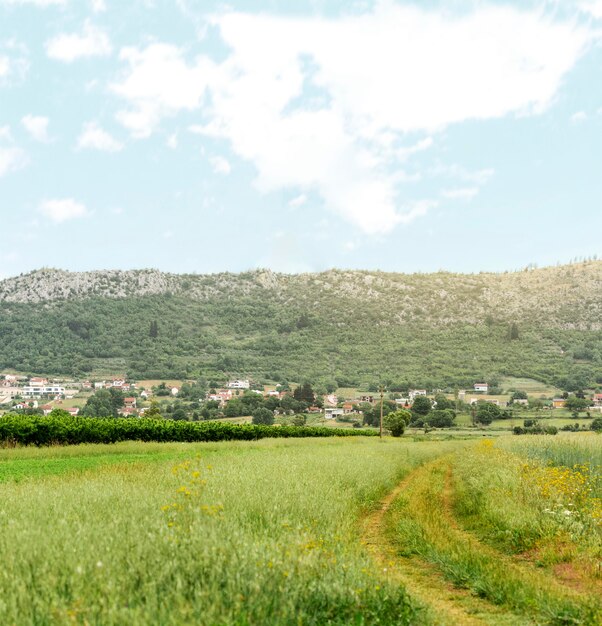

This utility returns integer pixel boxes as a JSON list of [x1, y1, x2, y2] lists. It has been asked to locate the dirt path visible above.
[[362, 468, 512, 626], [361, 455, 600, 625]]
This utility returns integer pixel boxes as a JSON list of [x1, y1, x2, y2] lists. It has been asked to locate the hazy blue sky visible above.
[[1, 0, 601, 278]]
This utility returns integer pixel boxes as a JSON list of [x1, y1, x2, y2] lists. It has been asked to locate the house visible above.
[[395, 398, 410, 407], [513, 398, 529, 406], [41, 404, 53, 416], [266, 390, 280, 397], [323, 394, 338, 407], [474, 383, 489, 393], [23, 385, 65, 397], [325, 408, 344, 419], [228, 379, 250, 389], [358, 395, 374, 403], [593, 394, 602, 406], [119, 407, 137, 417], [67, 407, 80, 416], [94, 381, 106, 389], [82, 381, 92, 389], [409, 389, 427, 400], [112, 379, 126, 388], [552, 398, 567, 408], [29, 377, 48, 387], [140, 390, 149, 399], [124, 397, 137, 409], [342, 402, 356, 414]]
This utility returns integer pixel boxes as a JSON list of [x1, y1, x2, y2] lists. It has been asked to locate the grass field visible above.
[[0, 434, 600, 624]]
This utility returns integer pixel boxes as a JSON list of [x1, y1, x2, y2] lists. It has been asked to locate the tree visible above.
[[475, 402, 501, 425], [149, 320, 159, 338], [252, 407, 274, 425], [508, 323, 520, 340], [384, 410, 411, 437], [145, 400, 163, 419], [172, 408, 187, 421], [565, 396, 590, 414], [591, 417, 602, 432], [434, 394, 452, 410], [411, 396, 432, 417], [293, 382, 315, 404], [427, 409, 456, 428]]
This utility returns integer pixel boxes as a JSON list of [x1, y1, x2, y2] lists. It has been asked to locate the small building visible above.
[[124, 397, 137, 408], [323, 394, 338, 407], [552, 398, 567, 408], [474, 383, 489, 393], [325, 408, 344, 419], [342, 402, 356, 414], [41, 404, 53, 415], [67, 407, 80, 416], [409, 389, 427, 400], [513, 398, 529, 406], [593, 394, 602, 406], [94, 381, 106, 389], [358, 395, 374, 403], [228, 379, 250, 390], [395, 398, 410, 407]]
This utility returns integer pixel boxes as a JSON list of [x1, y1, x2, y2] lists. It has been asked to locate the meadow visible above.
[[0, 433, 600, 624]]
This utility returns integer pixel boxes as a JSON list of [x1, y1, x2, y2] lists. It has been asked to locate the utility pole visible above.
[[378, 385, 385, 439]]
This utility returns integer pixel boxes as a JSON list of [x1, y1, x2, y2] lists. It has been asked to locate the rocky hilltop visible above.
[[1, 262, 601, 386]]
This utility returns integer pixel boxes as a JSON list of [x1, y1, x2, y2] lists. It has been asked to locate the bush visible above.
[[0, 413, 377, 446], [252, 408, 275, 426], [383, 410, 411, 437], [591, 417, 602, 432], [426, 409, 456, 428]]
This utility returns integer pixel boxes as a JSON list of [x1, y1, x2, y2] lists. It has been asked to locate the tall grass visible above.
[[0, 437, 457, 625]]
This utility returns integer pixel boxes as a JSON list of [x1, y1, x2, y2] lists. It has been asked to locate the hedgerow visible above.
[[0, 413, 377, 446]]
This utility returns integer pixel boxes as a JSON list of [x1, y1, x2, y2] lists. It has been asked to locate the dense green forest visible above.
[[1, 263, 601, 388]]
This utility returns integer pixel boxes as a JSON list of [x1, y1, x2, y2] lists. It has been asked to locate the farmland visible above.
[[0, 434, 600, 624]]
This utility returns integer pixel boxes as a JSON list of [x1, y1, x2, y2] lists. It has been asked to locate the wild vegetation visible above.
[[0, 433, 600, 624], [1, 262, 602, 388]]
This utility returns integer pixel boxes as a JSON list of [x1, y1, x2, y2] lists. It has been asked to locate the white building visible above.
[[409, 389, 427, 400], [23, 385, 65, 397], [228, 379, 250, 389], [474, 383, 489, 393], [325, 408, 344, 419]]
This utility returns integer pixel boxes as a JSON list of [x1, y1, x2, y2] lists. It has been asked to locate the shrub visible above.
[[591, 417, 602, 432], [426, 409, 456, 428], [0, 413, 377, 446], [251, 408, 275, 426], [384, 410, 411, 437]]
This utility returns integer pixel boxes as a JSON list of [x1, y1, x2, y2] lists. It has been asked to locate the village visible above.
[[1, 373, 602, 424]]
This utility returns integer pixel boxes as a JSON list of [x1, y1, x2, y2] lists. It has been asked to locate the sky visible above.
[[0, 0, 601, 278]]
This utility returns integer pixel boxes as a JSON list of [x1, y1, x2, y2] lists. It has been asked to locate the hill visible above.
[[1, 263, 601, 389]]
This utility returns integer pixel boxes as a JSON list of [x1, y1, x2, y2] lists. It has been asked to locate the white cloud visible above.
[[0, 56, 9, 77], [579, 1, 602, 19], [112, 44, 212, 138], [289, 193, 307, 208], [46, 21, 112, 62], [442, 187, 479, 201], [21, 115, 50, 142], [209, 155, 231, 175], [166, 133, 178, 149], [77, 121, 123, 152], [0, 125, 27, 177], [0, 0, 66, 5], [570, 110, 587, 123], [112, 3, 592, 234], [91, 0, 106, 12], [39, 198, 89, 223]]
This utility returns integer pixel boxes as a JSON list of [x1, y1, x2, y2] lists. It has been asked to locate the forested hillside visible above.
[[1, 263, 601, 389]]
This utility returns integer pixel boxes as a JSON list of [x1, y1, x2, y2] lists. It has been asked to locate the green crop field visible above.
[[0, 434, 600, 625]]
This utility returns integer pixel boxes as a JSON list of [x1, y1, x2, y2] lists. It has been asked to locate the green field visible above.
[[0, 434, 600, 624]]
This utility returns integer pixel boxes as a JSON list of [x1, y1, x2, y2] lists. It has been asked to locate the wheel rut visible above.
[[362, 465, 512, 626]]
